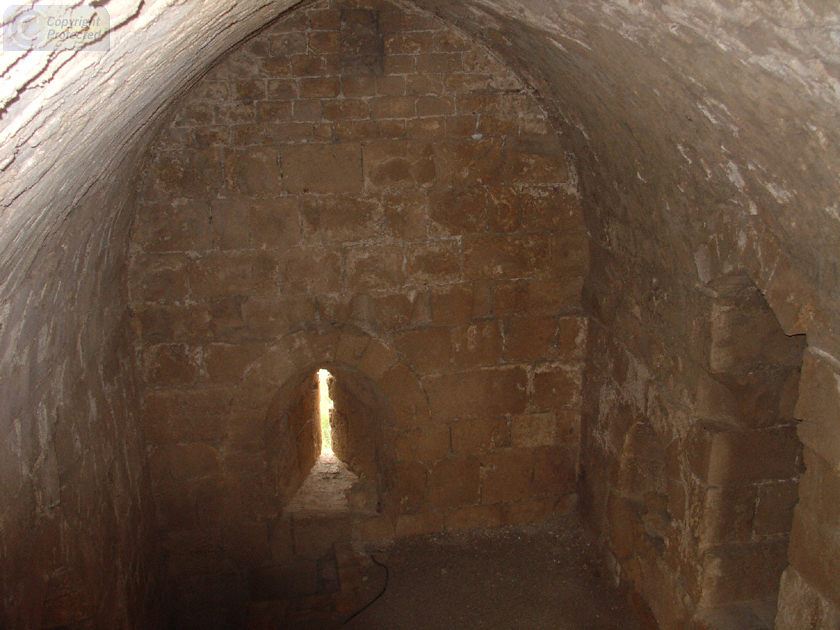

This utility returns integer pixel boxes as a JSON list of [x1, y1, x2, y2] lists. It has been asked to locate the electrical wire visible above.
[[343, 555, 389, 625]]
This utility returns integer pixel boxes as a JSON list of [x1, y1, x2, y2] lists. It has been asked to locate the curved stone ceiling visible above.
[[2, 0, 839, 330]]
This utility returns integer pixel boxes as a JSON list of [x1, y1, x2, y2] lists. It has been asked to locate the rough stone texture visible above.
[[127, 2, 584, 623], [4, 0, 840, 627]]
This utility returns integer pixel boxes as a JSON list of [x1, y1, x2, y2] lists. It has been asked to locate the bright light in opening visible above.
[[318, 369, 334, 453]]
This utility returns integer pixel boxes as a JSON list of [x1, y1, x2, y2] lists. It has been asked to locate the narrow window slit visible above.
[[318, 368, 334, 454]]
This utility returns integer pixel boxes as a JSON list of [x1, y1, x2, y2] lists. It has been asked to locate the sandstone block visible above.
[[503, 135, 568, 184], [531, 365, 581, 411], [428, 456, 480, 510], [189, 251, 279, 299], [394, 425, 450, 462], [278, 246, 343, 294], [134, 199, 212, 252], [532, 445, 576, 495], [282, 143, 362, 193], [444, 504, 502, 531], [301, 193, 383, 243], [480, 448, 532, 504], [393, 327, 451, 374], [384, 190, 428, 239], [450, 416, 510, 456], [424, 366, 528, 420], [378, 361, 431, 428], [224, 147, 284, 195], [363, 141, 435, 189], [511, 413, 557, 448], [463, 234, 550, 280], [434, 139, 503, 187], [699, 539, 791, 606], [395, 512, 444, 537], [428, 186, 486, 236], [405, 240, 461, 284], [795, 348, 840, 467], [451, 321, 503, 369], [142, 343, 201, 387], [487, 186, 519, 232], [520, 187, 585, 233], [346, 244, 405, 290], [384, 461, 427, 514]]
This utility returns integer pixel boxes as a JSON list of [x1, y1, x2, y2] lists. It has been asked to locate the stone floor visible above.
[[247, 516, 649, 630]]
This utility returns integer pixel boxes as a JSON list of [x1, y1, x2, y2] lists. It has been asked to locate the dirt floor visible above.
[[257, 515, 648, 630]]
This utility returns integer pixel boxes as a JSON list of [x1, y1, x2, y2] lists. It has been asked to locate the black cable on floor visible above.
[[343, 555, 389, 625]]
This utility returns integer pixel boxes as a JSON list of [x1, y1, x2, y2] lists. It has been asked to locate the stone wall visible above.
[[0, 186, 160, 628], [127, 0, 587, 624]]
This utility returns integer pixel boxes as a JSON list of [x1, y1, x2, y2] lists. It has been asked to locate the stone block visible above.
[[511, 413, 557, 448], [519, 187, 584, 233], [167, 443, 222, 480], [532, 445, 576, 495], [300, 193, 383, 243], [384, 32, 433, 55], [299, 77, 341, 98], [224, 147, 284, 195], [395, 512, 445, 537], [282, 143, 362, 193], [463, 234, 550, 280], [434, 139, 503, 186], [551, 231, 589, 278], [480, 448, 533, 504], [278, 246, 343, 294], [209, 198, 250, 250], [370, 96, 415, 119], [335, 119, 380, 141], [134, 199, 212, 252], [346, 244, 405, 290], [487, 186, 519, 232], [142, 343, 201, 387], [384, 190, 428, 239], [393, 327, 451, 374], [451, 321, 503, 369], [428, 186, 487, 236], [292, 516, 351, 560], [424, 366, 528, 420], [384, 461, 427, 514], [802, 447, 840, 529], [405, 240, 461, 284], [754, 479, 799, 537], [242, 296, 317, 338], [531, 365, 581, 411], [789, 506, 840, 609], [503, 136, 568, 184], [189, 251, 279, 299], [428, 456, 480, 510], [248, 197, 302, 251], [145, 148, 223, 200], [357, 339, 400, 380], [776, 566, 840, 630], [795, 348, 840, 467], [322, 98, 369, 120], [699, 539, 791, 606], [142, 387, 230, 443], [394, 425, 450, 462], [430, 283, 473, 327], [378, 361, 431, 428], [363, 140, 435, 189], [223, 522, 272, 567], [705, 425, 802, 487], [204, 342, 263, 384], [450, 416, 510, 456], [444, 504, 502, 531], [503, 317, 560, 362], [356, 516, 395, 542], [368, 291, 430, 329], [501, 497, 563, 525]]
